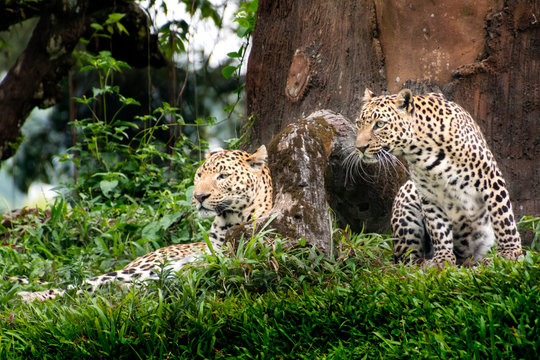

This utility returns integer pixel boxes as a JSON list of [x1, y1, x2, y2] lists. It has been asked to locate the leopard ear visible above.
[[363, 88, 374, 102], [247, 145, 268, 170], [206, 148, 224, 159], [395, 89, 413, 114]]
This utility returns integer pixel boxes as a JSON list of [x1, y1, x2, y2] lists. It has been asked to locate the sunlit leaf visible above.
[[106, 13, 126, 25]]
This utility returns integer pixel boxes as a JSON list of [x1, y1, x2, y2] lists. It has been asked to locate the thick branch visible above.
[[0, 0, 164, 160]]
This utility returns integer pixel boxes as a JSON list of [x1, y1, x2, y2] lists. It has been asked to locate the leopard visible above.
[[15, 146, 273, 301], [352, 88, 522, 268]]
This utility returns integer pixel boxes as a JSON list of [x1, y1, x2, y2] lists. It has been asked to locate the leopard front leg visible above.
[[488, 176, 523, 260], [421, 200, 456, 269], [391, 181, 431, 264]]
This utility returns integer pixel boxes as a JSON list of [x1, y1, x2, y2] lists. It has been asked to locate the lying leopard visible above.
[[16, 146, 273, 301], [353, 88, 522, 268]]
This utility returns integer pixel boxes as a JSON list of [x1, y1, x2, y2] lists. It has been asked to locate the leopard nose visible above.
[[194, 193, 210, 203], [357, 145, 368, 153]]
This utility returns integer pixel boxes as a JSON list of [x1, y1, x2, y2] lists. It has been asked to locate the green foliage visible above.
[[235, 0, 258, 37], [0, 49, 212, 288], [66, 50, 206, 207], [181, 0, 222, 25], [222, 0, 258, 114], [85, 12, 129, 40], [158, 19, 189, 59]]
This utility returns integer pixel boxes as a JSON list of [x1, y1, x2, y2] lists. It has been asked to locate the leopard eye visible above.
[[217, 173, 230, 180], [373, 120, 386, 129]]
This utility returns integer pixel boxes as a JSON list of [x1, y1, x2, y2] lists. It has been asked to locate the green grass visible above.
[[1, 212, 538, 359]]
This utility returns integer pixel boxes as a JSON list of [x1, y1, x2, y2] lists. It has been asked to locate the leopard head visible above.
[[193, 146, 271, 219], [354, 88, 415, 164]]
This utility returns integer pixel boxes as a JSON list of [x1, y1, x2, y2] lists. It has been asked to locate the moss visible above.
[[307, 116, 335, 155], [266, 116, 339, 248]]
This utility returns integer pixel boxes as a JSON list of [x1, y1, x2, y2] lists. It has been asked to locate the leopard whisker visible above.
[[379, 149, 409, 178], [390, 154, 409, 176], [341, 147, 376, 185], [376, 151, 393, 178]]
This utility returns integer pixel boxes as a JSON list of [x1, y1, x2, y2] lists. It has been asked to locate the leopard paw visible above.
[[497, 248, 523, 261], [423, 258, 456, 270]]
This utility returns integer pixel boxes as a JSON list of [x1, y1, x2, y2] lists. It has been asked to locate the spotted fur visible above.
[[353, 88, 522, 268], [16, 146, 273, 301]]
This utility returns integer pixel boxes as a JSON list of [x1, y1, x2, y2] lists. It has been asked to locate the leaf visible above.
[[106, 13, 126, 25], [235, 17, 250, 28], [141, 222, 162, 240], [116, 22, 129, 35], [221, 66, 237, 79], [118, 95, 141, 106], [205, 116, 217, 126], [159, 212, 183, 230], [237, 26, 251, 38], [92, 86, 113, 97], [223, 104, 235, 112], [99, 179, 118, 196], [227, 51, 241, 58], [74, 96, 92, 105], [79, 65, 95, 72]]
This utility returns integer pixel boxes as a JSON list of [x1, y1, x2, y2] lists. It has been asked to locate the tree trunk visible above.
[[245, 0, 539, 245]]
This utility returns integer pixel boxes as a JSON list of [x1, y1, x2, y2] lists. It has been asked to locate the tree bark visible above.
[[0, 0, 164, 160], [245, 0, 539, 245]]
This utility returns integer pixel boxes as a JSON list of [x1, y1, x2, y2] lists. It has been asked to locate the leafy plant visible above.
[[518, 215, 540, 251], [0, 49, 214, 291], [2, 0, 248, 195], [64, 51, 206, 206], [222, 0, 258, 115]]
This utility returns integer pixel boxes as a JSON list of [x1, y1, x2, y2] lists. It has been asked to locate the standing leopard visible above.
[[352, 88, 522, 267], [16, 146, 273, 301]]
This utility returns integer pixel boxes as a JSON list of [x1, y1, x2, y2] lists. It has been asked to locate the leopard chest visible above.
[[409, 155, 487, 220]]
